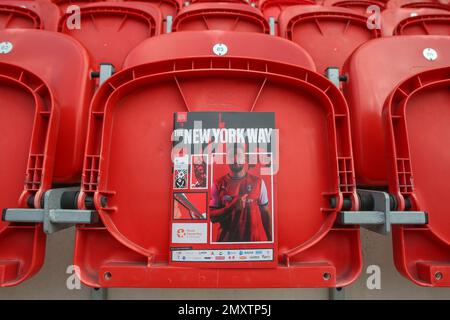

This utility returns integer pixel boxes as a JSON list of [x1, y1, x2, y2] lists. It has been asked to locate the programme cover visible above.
[[170, 112, 277, 268]]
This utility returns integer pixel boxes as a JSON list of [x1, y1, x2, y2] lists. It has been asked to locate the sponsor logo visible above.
[[172, 223, 207, 244], [177, 112, 188, 123], [177, 229, 185, 238]]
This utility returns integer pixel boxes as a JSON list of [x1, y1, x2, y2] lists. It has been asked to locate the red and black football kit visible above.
[[210, 173, 269, 242]]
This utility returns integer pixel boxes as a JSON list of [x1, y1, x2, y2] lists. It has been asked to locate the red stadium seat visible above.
[[388, 0, 450, 11], [50, 0, 105, 12], [0, 0, 59, 30], [72, 31, 362, 288], [124, 0, 180, 17], [279, 5, 381, 74], [0, 29, 93, 286], [188, 0, 252, 4], [381, 8, 450, 35], [58, 2, 161, 73], [324, 0, 389, 15], [172, 2, 270, 33], [342, 36, 450, 187], [258, 0, 315, 19], [343, 36, 450, 287], [382, 65, 450, 286]]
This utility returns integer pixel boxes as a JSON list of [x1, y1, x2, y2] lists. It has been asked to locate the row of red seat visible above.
[[3, 0, 449, 31], [22, 0, 450, 14], [0, 27, 448, 288], [0, 0, 449, 73]]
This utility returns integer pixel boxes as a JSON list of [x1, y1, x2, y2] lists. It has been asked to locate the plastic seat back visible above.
[[172, 2, 270, 33], [384, 66, 450, 286], [58, 2, 161, 71], [279, 5, 381, 73], [0, 0, 59, 30], [342, 36, 450, 186], [381, 8, 450, 35], [0, 29, 93, 286], [73, 31, 362, 289]]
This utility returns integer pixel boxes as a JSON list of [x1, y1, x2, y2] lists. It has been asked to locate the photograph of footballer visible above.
[[209, 144, 273, 243], [191, 155, 208, 189]]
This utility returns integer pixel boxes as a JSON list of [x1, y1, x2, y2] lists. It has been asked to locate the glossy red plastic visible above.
[[384, 66, 450, 286], [381, 8, 450, 35], [279, 5, 381, 74], [125, 0, 180, 17], [342, 36, 450, 186], [258, 0, 315, 19], [394, 14, 450, 34], [388, 0, 450, 11], [74, 31, 361, 288], [50, 0, 105, 12], [189, 0, 252, 4], [0, 29, 92, 286], [58, 2, 161, 70], [0, 0, 59, 30], [172, 2, 269, 32], [0, 30, 94, 184], [125, 31, 316, 65], [324, 0, 389, 15]]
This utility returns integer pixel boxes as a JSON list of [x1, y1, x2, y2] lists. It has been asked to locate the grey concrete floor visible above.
[[1, 228, 449, 299]]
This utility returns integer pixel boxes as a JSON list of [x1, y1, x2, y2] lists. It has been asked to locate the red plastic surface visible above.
[[74, 31, 361, 288], [384, 67, 450, 286], [381, 8, 450, 35], [324, 0, 389, 15], [388, 0, 450, 11], [124, 31, 316, 66], [189, 0, 252, 4], [125, 0, 180, 17], [279, 5, 381, 74], [258, 0, 315, 19], [0, 29, 92, 286], [394, 13, 450, 34], [0, 0, 59, 30], [50, 0, 105, 12], [342, 36, 450, 186], [0, 30, 93, 183], [172, 2, 270, 32], [0, 62, 52, 287], [58, 2, 161, 70]]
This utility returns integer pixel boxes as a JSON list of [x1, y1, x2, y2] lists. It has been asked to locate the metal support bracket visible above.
[[90, 287, 108, 300], [329, 287, 345, 300], [2, 187, 98, 234], [91, 63, 115, 86], [338, 189, 427, 235], [99, 63, 115, 86], [166, 15, 173, 33], [325, 67, 341, 88], [268, 17, 276, 36]]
